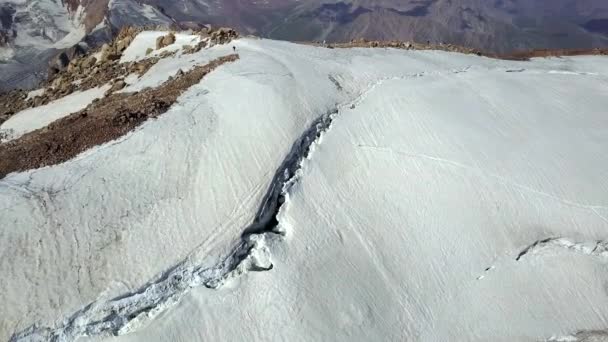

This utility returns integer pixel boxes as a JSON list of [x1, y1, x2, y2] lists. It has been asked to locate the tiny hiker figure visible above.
[[233, 46, 236, 52]]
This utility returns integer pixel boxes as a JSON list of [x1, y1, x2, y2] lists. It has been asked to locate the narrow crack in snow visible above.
[[9, 120, 329, 340], [10, 94, 353, 342], [10, 67, 480, 342], [516, 237, 608, 261], [479, 237, 608, 280], [546, 329, 608, 341]]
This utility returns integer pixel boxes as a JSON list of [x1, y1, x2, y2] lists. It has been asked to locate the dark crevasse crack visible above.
[[546, 329, 608, 341], [478, 236, 608, 280], [515, 237, 608, 261], [515, 237, 556, 261], [243, 110, 337, 237], [12, 67, 415, 342], [10, 109, 340, 342], [10, 68, 467, 342]]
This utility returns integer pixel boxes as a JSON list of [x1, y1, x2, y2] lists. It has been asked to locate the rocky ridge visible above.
[[0, 26, 240, 127], [0, 53, 239, 178], [326, 38, 608, 60]]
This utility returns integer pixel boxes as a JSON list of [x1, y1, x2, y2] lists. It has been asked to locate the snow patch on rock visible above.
[[0, 85, 110, 142]]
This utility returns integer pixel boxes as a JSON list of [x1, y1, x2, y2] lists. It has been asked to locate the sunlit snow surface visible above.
[[2, 36, 608, 342]]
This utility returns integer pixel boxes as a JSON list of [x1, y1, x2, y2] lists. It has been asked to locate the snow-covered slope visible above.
[[3, 34, 608, 342]]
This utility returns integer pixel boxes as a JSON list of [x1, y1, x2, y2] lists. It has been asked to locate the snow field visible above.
[[2, 35, 608, 341]]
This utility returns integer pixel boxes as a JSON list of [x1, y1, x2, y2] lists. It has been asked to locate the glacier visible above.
[[2, 35, 608, 341]]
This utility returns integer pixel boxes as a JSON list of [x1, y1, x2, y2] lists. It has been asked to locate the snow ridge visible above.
[[10, 109, 340, 342]]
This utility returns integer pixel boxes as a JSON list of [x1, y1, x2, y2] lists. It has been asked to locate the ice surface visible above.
[[0, 85, 110, 142], [3, 36, 608, 342]]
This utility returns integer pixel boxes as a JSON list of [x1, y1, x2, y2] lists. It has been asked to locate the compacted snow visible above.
[[2, 35, 608, 342]]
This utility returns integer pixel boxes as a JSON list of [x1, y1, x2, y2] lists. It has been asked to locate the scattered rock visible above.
[[183, 40, 207, 55], [106, 79, 126, 96], [102, 50, 121, 62], [116, 38, 130, 52], [146, 48, 154, 55], [48, 44, 87, 77], [0, 54, 239, 178], [0, 90, 28, 126], [0, 128, 14, 142], [1, 26, 236, 128], [158, 50, 177, 59], [100, 43, 111, 53], [328, 39, 482, 56], [156, 32, 176, 50], [155, 36, 164, 50], [81, 56, 97, 69], [209, 27, 239, 45]]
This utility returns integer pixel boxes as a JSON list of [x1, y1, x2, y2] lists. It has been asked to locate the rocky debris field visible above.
[[0, 53, 159, 126], [0, 54, 238, 179], [325, 38, 483, 56], [0, 90, 30, 126], [176, 27, 239, 55], [0, 25, 239, 128], [155, 32, 177, 50], [497, 47, 608, 60], [0, 28, 157, 125]]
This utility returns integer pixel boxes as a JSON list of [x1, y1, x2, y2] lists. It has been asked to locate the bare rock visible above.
[[116, 39, 129, 52], [158, 50, 176, 58], [155, 36, 164, 50], [100, 43, 121, 62], [81, 56, 97, 69], [106, 79, 126, 96], [156, 32, 176, 50], [183, 40, 207, 54], [163, 32, 176, 45]]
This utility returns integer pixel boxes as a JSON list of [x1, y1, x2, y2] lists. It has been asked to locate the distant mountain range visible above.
[[1, 0, 608, 91], [145, 0, 608, 53]]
